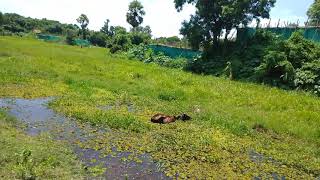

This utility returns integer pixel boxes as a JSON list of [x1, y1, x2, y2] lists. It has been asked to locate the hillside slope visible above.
[[0, 36, 319, 178]]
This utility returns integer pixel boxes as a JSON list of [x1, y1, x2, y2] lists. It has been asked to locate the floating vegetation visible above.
[[0, 98, 169, 179]]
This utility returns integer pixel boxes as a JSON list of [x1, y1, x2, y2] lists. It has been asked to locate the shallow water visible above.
[[0, 98, 169, 180]]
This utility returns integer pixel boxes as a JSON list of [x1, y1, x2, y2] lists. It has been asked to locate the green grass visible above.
[[0, 110, 84, 179], [0, 36, 319, 178]]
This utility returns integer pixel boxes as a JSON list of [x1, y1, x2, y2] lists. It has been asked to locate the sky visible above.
[[0, 0, 315, 38]]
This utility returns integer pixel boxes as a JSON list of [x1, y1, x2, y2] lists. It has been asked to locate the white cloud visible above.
[[1, 0, 195, 37]]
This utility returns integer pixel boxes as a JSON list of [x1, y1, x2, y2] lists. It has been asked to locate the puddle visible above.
[[249, 150, 292, 180], [0, 98, 169, 179]]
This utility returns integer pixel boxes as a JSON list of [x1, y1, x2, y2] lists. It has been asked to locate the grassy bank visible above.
[[0, 36, 319, 178], [0, 110, 84, 179]]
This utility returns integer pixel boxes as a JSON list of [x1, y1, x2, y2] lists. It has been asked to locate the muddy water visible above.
[[0, 98, 169, 180]]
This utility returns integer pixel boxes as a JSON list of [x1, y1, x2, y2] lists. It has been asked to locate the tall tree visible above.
[[76, 14, 89, 39], [307, 0, 320, 25], [126, 0, 145, 29], [100, 19, 110, 35], [130, 25, 152, 45], [175, 0, 276, 51], [0, 12, 3, 25]]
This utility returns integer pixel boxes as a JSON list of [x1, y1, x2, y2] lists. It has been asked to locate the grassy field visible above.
[[0, 36, 319, 178], [0, 110, 84, 179]]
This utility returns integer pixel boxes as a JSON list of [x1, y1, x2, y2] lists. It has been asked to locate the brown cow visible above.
[[151, 113, 191, 124]]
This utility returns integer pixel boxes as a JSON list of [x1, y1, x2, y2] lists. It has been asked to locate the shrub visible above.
[[127, 44, 188, 69], [66, 29, 77, 45], [88, 32, 107, 47], [108, 32, 132, 53], [127, 44, 152, 61], [286, 31, 320, 68], [255, 51, 295, 88], [295, 61, 320, 95]]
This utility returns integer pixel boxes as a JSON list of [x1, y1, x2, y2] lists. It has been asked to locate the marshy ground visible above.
[[0, 98, 168, 179], [0, 36, 319, 179]]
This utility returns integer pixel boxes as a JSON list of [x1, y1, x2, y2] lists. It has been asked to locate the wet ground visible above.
[[0, 98, 169, 180]]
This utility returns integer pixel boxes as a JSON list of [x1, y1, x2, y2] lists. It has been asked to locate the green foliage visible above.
[[45, 24, 63, 34], [130, 26, 152, 45], [127, 44, 187, 69], [254, 31, 320, 93], [187, 30, 320, 96], [126, 0, 145, 28], [180, 15, 204, 50], [105, 26, 133, 53], [66, 29, 77, 45], [255, 51, 295, 88], [127, 44, 152, 60], [107, 25, 152, 53], [100, 19, 111, 35], [175, 0, 276, 51], [286, 31, 320, 68], [109, 30, 132, 53], [15, 149, 36, 180], [295, 61, 320, 95], [88, 31, 107, 47], [153, 36, 189, 48], [0, 13, 78, 36], [0, 12, 3, 26], [76, 14, 89, 39], [307, 0, 320, 25]]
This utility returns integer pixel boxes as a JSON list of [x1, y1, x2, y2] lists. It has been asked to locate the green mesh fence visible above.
[[237, 27, 320, 42], [37, 34, 90, 46], [74, 39, 90, 47], [149, 44, 201, 59], [37, 34, 61, 42]]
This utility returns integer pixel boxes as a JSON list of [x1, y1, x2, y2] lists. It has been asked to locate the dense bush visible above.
[[285, 31, 320, 68], [108, 26, 152, 53], [88, 32, 107, 47], [109, 32, 132, 53], [129, 26, 152, 45], [127, 44, 187, 69], [127, 44, 152, 61], [45, 24, 63, 34], [66, 29, 77, 45], [256, 31, 320, 94], [295, 61, 320, 95], [183, 30, 320, 96], [255, 51, 295, 88]]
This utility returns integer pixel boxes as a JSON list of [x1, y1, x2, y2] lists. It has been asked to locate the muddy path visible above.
[[0, 98, 169, 180]]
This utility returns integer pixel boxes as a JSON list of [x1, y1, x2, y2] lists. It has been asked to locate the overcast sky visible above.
[[0, 0, 314, 37]]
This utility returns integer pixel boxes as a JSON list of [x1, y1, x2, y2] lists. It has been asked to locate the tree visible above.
[[89, 31, 107, 47], [107, 26, 132, 53], [100, 19, 111, 35], [66, 29, 77, 45], [174, 0, 276, 51], [46, 24, 63, 34], [109, 26, 127, 37], [129, 25, 152, 45], [76, 14, 89, 39], [307, 0, 320, 25], [126, 0, 145, 29], [0, 12, 3, 26], [180, 15, 204, 50]]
